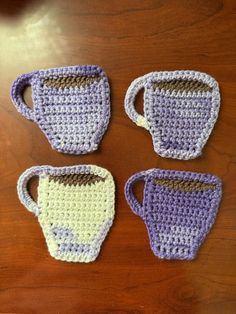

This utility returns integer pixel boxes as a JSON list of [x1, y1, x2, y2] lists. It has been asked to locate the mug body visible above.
[[30, 65, 110, 154], [142, 169, 222, 259], [35, 165, 115, 262], [143, 71, 220, 159]]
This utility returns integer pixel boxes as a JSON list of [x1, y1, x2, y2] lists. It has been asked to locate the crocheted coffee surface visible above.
[[153, 78, 212, 93], [125, 168, 222, 260], [49, 173, 105, 186], [17, 165, 115, 263], [155, 178, 216, 192], [44, 74, 101, 89]]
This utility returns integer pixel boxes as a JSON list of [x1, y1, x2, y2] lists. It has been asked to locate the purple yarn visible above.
[[11, 65, 110, 154], [125, 168, 222, 260], [125, 70, 221, 160], [148, 94, 212, 153]]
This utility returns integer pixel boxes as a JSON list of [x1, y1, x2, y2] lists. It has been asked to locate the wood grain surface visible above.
[[0, 0, 236, 313]]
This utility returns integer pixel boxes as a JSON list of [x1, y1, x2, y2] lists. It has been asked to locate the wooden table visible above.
[[1, 1, 236, 313]]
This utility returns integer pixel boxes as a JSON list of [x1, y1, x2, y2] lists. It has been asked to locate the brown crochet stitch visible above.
[[153, 79, 212, 93], [49, 173, 105, 186], [155, 178, 215, 192], [44, 74, 101, 89]]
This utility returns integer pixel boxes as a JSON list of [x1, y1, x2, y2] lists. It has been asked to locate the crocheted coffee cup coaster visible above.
[[125, 70, 220, 160], [125, 168, 222, 260], [11, 65, 110, 154], [17, 165, 115, 262]]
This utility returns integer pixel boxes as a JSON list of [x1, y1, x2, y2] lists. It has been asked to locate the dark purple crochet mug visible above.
[[125, 168, 222, 260], [11, 65, 110, 154]]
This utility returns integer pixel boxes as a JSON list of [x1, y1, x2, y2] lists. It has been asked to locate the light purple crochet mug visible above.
[[11, 65, 110, 154], [125, 168, 222, 260], [125, 70, 220, 160]]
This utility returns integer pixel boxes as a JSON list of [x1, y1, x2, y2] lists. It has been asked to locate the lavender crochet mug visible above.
[[11, 65, 110, 154], [125, 168, 222, 260], [125, 70, 220, 160]]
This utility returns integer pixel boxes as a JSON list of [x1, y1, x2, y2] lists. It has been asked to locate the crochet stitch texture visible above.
[[125, 168, 222, 260], [125, 70, 220, 160], [17, 165, 115, 262], [11, 65, 110, 154]]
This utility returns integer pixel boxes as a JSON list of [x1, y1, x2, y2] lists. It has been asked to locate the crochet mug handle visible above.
[[17, 166, 45, 216], [125, 171, 147, 218], [124, 73, 153, 131], [11, 72, 36, 121]]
